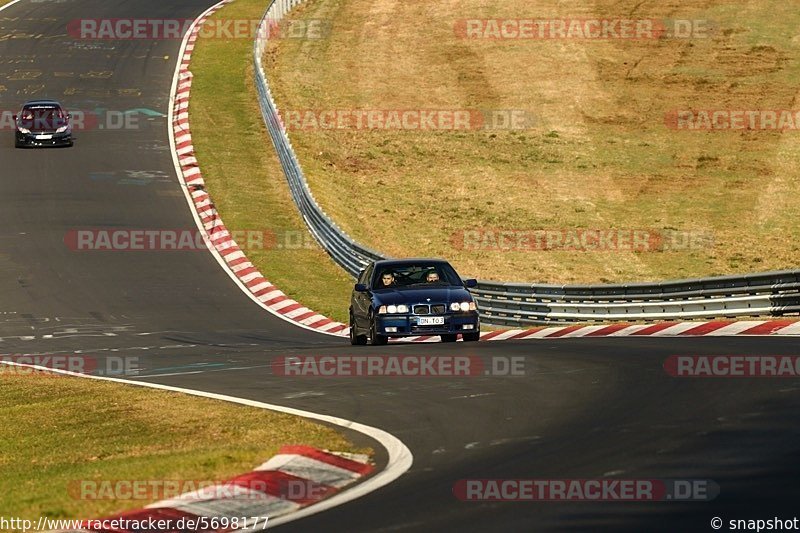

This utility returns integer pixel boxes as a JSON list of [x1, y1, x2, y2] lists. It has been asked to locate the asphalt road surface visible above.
[[1, 1, 799, 532]]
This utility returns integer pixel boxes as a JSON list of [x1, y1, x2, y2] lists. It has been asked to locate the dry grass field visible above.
[[265, 0, 800, 284]]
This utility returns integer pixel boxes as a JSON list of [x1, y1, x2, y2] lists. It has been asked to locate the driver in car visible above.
[[426, 271, 440, 283]]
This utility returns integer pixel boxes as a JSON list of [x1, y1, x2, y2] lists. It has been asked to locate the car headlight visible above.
[[56, 125, 69, 133], [380, 304, 408, 315], [18, 127, 30, 134], [450, 301, 477, 312]]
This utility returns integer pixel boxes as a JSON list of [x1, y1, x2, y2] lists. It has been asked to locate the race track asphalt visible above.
[[1, 2, 799, 531]]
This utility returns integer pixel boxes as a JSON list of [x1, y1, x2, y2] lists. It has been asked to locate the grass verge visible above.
[[0, 370, 367, 524], [188, 0, 353, 323]]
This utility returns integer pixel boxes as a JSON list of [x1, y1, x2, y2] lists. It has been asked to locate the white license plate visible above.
[[418, 316, 444, 326], [35, 134, 53, 140]]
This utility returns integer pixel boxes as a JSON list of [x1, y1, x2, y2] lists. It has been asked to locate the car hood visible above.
[[372, 287, 472, 305], [18, 118, 68, 133]]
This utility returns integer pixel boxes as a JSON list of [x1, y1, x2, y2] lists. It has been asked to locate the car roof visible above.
[[23, 100, 62, 107], [372, 258, 450, 268]]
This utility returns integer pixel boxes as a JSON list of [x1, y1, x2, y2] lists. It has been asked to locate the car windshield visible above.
[[372, 262, 462, 290], [19, 106, 66, 129]]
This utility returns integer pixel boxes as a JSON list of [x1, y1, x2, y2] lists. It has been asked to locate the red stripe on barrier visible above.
[[584, 323, 633, 337], [740, 320, 799, 335], [265, 295, 288, 306], [218, 245, 242, 257], [544, 325, 587, 338], [253, 286, 278, 298], [229, 470, 336, 505], [630, 322, 679, 335], [306, 318, 332, 328], [480, 330, 508, 341], [245, 276, 268, 288], [278, 445, 374, 475], [227, 256, 250, 269], [235, 266, 258, 278], [507, 328, 546, 339], [278, 303, 303, 315], [678, 321, 732, 336], [293, 310, 317, 322]]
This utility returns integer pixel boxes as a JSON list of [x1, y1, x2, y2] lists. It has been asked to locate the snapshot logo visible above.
[[455, 18, 714, 40], [0, 355, 139, 377], [0, 109, 141, 131], [67, 18, 331, 40], [70, 478, 331, 503], [64, 228, 316, 252], [453, 478, 719, 501], [451, 228, 714, 252], [666, 109, 800, 131], [271, 355, 525, 377], [277, 109, 536, 131], [665, 355, 800, 378]]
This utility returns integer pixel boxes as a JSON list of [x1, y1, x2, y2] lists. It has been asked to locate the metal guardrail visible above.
[[254, 0, 382, 278], [253, 1, 800, 326]]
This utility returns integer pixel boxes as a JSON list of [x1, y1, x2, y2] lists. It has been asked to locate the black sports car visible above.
[[14, 99, 73, 148], [349, 258, 480, 345]]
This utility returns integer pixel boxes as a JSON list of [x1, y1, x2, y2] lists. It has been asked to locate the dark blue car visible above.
[[349, 258, 480, 345]]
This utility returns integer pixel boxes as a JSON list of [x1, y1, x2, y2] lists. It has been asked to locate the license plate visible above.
[[418, 316, 444, 326], [35, 134, 52, 140]]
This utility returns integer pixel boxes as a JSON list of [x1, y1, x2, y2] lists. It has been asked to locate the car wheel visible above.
[[350, 313, 367, 346], [370, 314, 388, 346], [440, 334, 458, 343], [463, 332, 480, 342]]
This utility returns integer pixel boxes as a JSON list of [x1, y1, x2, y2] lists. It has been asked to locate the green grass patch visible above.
[[188, 0, 354, 323], [0, 371, 367, 524]]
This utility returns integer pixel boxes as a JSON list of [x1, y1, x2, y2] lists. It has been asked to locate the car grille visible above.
[[412, 304, 447, 315]]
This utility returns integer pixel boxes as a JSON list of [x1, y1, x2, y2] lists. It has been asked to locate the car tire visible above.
[[440, 334, 458, 343], [350, 313, 367, 346], [463, 332, 480, 342], [370, 314, 388, 346]]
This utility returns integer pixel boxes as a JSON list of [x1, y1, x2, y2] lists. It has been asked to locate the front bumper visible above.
[[376, 312, 480, 336], [16, 131, 72, 147]]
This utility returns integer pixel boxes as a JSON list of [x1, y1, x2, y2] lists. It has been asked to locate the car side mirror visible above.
[[12, 115, 17, 121], [65, 113, 71, 119], [354, 283, 368, 292], [464, 279, 477, 288]]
